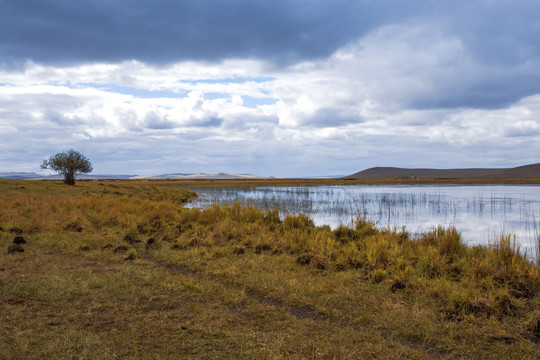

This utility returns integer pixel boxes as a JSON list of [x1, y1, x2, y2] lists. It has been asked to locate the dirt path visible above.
[[142, 257, 452, 359]]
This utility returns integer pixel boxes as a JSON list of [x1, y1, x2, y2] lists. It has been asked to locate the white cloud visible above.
[[1, 20, 539, 176]]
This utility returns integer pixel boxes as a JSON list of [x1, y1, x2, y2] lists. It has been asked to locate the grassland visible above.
[[0, 179, 539, 359], [119, 177, 540, 187]]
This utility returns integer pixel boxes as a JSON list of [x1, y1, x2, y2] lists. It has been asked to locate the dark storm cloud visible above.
[[444, 1, 540, 67], [3, 0, 536, 67], [408, 0, 540, 110], [0, 0, 389, 65], [3, 0, 540, 111], [411, 74, 540, 110]]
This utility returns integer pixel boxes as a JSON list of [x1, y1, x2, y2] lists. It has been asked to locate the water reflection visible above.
[[183, 184, 540, 254]]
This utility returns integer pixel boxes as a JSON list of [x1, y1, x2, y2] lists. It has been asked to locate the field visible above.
[[1, 179, 539, 359]]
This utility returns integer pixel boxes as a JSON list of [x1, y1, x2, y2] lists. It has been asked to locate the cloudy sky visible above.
[[1, 0, 539, 177]]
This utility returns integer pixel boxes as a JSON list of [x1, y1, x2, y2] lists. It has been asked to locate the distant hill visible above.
[[345, 163, 540, 179], [0, 172, 270, 180], [131, 172, 271, 180], [0, 172, 47, 180], [0, 172, 133, 180]]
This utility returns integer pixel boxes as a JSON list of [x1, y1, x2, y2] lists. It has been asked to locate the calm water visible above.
[[184, 184, 540, 255]]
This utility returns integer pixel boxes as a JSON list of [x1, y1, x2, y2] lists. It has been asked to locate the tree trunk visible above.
[[64, 172, 75, 185]]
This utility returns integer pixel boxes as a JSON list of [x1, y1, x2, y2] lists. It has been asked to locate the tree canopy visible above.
[[41, 149, 93, 185]]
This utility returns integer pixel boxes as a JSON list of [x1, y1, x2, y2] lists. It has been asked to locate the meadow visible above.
[[0, 179, 539, 359]]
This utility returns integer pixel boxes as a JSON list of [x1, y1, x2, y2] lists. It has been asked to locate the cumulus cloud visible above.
[[0, 1, 539, 176]]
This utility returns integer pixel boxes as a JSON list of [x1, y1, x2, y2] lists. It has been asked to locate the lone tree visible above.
[[41, 149, 93, 185]]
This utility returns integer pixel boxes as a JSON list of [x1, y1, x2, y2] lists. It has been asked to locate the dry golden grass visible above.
[[1, 179, 539, 359]]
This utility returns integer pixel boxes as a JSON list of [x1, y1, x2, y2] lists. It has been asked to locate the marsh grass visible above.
[[534, 217, 540, 266], [0, 179, 539, 359], [185, 184, 540, 260]]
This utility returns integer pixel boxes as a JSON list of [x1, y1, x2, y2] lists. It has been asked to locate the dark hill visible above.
[[345, 163, 540, 179]]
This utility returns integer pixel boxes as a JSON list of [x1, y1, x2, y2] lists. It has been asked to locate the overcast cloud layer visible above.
[[1, 0, 539, 176]]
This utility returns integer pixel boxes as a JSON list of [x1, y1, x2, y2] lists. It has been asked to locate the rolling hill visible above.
[[345, 163, 540, 179], [130, 172, 270, 180]]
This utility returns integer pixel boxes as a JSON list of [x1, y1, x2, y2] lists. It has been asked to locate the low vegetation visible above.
[[1, 179, 539, 359]]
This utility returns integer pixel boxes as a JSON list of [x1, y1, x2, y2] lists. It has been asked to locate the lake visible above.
[[184, 184, 540, 257]]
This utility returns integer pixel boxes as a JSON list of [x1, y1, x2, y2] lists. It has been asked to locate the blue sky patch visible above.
[[242, 96, 278, 108]]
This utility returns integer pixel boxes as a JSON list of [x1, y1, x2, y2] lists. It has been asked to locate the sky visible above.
[[1, 0, 539, 177]]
